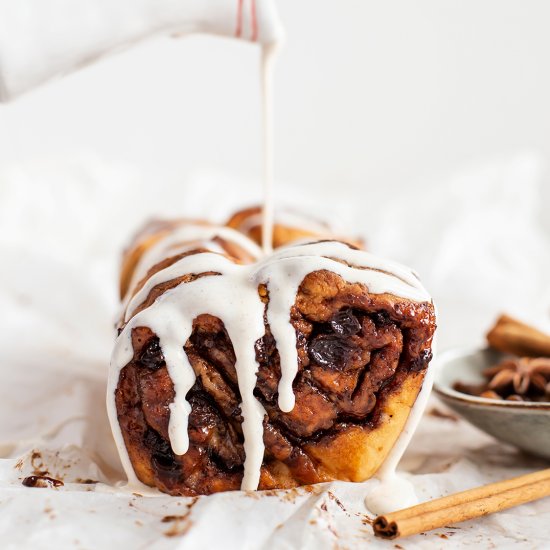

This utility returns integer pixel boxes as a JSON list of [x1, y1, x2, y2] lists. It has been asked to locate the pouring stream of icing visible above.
[[260, 42, 279, 254]]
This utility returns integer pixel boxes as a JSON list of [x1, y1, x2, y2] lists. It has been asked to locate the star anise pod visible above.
[[482, 357, 550, 400]]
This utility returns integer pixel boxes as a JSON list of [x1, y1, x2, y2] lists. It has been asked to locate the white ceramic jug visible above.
[[0, 0, 283, 101]]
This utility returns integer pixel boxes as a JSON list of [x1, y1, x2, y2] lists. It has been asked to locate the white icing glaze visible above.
[[236, 210, 332, 242], [365, 354, 436, 514], [123, 223, 262, 303], [255, 240, 429, 411], [108, 233, 433, 492]]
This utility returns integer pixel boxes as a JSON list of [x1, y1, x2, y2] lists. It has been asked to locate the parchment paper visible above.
[[0, 152, 549, 549]]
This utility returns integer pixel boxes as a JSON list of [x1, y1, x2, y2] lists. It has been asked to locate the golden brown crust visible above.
[[120, 230, 168, 300], [120, 219, 256, 301], [304, 374, 423, 481], [226, 205, 363, 249]]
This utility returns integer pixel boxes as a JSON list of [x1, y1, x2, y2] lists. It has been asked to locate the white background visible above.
[[0, 0, 549, 205]]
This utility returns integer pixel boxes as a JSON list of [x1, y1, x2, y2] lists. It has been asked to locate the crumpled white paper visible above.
[[0, 152, 549, 549]]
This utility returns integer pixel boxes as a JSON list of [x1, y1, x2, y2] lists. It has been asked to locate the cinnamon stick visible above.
[[487, 315, 550, 358], [373, 468, 550, 540]]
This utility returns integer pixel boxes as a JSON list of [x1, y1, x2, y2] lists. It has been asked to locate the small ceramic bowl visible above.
[[434, 348, 550, 459]]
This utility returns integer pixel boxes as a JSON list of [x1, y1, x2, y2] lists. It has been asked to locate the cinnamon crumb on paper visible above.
[[161, 497, 198, 537], [160, 510, 191, 523], [327, 491, 347, 513], [164, 521, 193, 538], [162, 512, 193, 538], [22, 475, 64, 489], [427, 407, 459, 422]]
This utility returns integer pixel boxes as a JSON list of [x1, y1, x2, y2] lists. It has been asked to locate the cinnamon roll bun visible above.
[[108, 216, 436, 496]]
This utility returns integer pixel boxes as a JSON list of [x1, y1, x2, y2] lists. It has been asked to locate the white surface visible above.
[[0, 157, 549, 548]]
